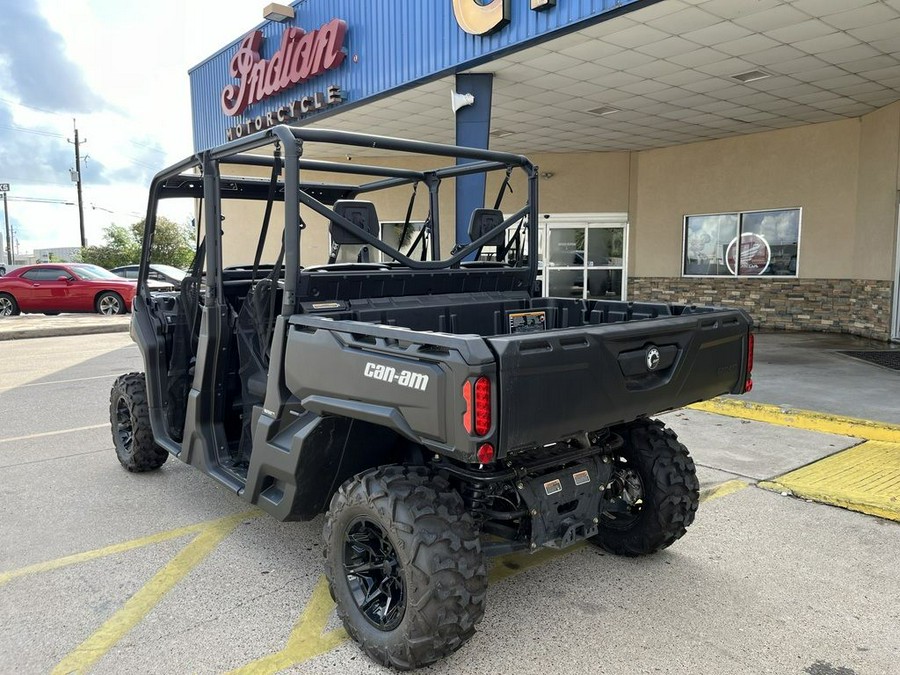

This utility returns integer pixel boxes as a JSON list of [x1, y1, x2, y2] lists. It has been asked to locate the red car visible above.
[[0, 263, 138, 317]]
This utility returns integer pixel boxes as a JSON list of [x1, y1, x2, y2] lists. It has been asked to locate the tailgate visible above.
[[486, 310, 751, 451]]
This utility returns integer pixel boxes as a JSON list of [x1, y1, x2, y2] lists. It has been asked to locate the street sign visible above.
[[0, 184, 10, 191]]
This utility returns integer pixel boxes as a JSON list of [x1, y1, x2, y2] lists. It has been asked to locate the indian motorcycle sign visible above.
[[221, 18, 347, 139]]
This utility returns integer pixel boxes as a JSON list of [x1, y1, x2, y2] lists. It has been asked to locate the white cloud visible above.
[[1, 0, 263, 254]]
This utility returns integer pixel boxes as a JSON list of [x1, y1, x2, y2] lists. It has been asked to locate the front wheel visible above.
[[110, 372, 168, 472], [96, 291, 125, 315], [0, 292, 20, 317], [590, 418, 699, 556], [324, 466, 487, 670]]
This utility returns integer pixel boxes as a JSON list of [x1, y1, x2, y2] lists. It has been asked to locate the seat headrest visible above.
[[331, 200, 379, 245], [468, 208, 506, 247]]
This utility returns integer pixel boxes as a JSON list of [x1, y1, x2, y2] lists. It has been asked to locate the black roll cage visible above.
[[139, 125, 540, 315]]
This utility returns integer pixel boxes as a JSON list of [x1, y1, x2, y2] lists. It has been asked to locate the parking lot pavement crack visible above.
[[0, 448, 105, 469], [693, 461, 760, 482]]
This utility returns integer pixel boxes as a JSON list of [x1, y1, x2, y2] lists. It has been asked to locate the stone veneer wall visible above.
[[628, 278, 895, 341]]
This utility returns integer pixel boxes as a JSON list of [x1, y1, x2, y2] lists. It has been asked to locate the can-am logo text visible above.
[[364, 362, 429, 392], [221, 19, 347, 116]]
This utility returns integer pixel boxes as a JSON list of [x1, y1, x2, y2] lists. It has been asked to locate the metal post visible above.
[[2, 192, 11, 265], [454, 73, 494, 257], [68, 119, 87, 248]]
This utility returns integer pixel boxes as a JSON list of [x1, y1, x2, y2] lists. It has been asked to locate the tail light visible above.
[[474, 376, 491, 435], [744, 333, 754, 393], [477, 443, 495, 464], [462, 376, 492, 436], [461, 382, 473, 434]]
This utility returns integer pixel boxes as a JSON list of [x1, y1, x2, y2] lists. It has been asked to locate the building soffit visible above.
[[307, 0, 900, 155]]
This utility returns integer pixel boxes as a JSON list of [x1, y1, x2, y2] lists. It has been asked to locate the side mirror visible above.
[[58, 275, 74, 283]]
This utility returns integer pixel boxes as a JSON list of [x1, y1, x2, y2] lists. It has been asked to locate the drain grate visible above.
[[838, 350, 900, 371]]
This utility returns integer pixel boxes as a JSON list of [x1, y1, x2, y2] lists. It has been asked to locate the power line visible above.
[[6, 196, 75, 205], [0, 123, 67, 139], [1, 97, 168, 157], [128, 139, 167, 156], [0, 96, 61, 116]]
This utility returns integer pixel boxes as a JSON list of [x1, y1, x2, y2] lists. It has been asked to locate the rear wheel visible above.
[[324, 465, 487, 670], [590, 418, 699, 556], [0, 292, 19, 317], [110, 372, 168, 472], [96, 291, 125, 315]]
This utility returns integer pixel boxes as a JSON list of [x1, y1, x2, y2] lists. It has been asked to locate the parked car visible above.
[[110, 263, 186, 290], [0, 263, 138, 317]]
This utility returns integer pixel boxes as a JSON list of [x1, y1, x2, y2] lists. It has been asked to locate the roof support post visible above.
[[454, 73, 494, 259]]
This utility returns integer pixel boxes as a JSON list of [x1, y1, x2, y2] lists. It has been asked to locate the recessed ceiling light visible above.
[[586, 106, 621, 116], [731, 69, 772, 83], [490, 129, 514, 137]]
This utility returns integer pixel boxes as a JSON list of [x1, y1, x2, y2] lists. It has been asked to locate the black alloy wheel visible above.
[[324, 465, 487, 670], [115, 396, 134, 453], [601, 459, 645, 530], [343, 517, 406, 631], [590, 418, 699, 556], [109, 372, 168, 472]]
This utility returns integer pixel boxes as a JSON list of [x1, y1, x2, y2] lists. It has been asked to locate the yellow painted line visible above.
[[0, 424, 108, 445], [228, 576, 348, 675], [231, 481, 743, 671], [700, 479, 750, 503], [759, 440, 900, 523], [52, 511, 254, 675], [689, 399, 900, 443], [0, 511, 258, 588]]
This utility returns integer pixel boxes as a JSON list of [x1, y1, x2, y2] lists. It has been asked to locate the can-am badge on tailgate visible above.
[[646, 346, 661, 371], [364, 362, 429, 392]]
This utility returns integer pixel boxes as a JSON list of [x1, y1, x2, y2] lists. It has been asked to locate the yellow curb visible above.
[[759, 440, 900, 523], [689, 399, 900, 444]]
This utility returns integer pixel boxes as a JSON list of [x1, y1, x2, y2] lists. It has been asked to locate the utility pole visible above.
[[1, 183, 11, 265], [68, 119, 87, 248]]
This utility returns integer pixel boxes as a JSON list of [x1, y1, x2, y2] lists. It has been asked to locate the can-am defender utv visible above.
[[110, 125, 753, 670]]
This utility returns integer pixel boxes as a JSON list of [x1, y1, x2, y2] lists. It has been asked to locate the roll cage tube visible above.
[[139, 124, 540, 300]]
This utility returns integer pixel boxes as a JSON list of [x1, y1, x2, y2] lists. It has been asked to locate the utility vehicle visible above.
[[110, 126, 753, 670]]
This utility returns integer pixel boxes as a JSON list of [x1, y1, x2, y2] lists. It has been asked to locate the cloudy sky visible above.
[[0, 0, 264, 254]]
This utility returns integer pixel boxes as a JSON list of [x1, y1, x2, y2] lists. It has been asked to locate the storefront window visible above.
[[683, 208, 800, 277]]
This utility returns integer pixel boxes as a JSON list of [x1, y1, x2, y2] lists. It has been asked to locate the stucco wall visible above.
[[854, 101, 900, 280], [631, 119, 863, 279]]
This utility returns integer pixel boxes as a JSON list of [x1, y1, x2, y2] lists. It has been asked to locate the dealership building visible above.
[[188, 0, 900, 341]]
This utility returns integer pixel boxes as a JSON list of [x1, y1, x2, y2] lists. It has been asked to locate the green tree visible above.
[[79, 217, 194, 269]]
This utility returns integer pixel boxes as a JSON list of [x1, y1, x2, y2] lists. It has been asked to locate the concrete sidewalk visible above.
[[0, 314, 131, 341]]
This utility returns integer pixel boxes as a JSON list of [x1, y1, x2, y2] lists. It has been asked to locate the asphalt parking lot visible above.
[[1, 332, 898, 674]]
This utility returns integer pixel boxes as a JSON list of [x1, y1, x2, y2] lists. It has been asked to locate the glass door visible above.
[[540, 214, 628, 300]]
